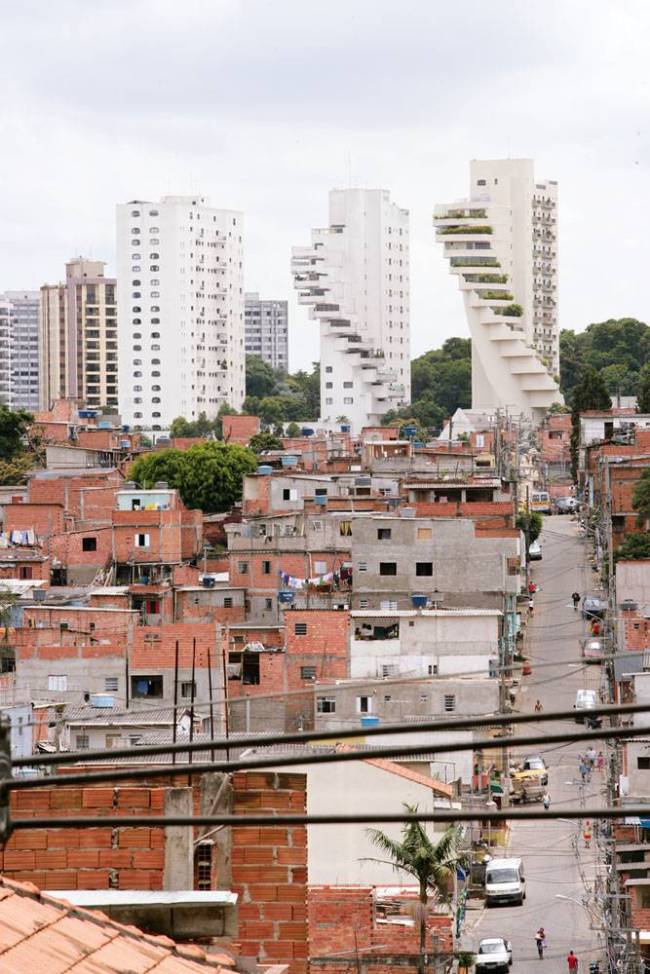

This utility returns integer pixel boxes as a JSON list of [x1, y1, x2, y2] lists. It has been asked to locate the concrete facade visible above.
[[0, 291, 40, 411], [291, 188, 410, 431], [244, 292, 288, 372], [116, 195, 245, 429]]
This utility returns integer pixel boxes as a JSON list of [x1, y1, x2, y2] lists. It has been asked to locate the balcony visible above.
[[437, 225, 493, 235]]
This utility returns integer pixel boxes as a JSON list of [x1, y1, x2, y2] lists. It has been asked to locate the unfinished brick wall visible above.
[[3, 502, 63, 539], [285, 610, 349, 689], [232, 771, 308, 974]]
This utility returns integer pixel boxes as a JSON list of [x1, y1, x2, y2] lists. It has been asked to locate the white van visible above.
[[485, 857, 525, 907], [574, 688, 598, 723]]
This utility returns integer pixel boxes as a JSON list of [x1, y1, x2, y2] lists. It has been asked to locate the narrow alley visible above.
[[469, 515, 606, 968]]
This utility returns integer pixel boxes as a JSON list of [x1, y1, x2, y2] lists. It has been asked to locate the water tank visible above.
[[32, 588, 47, 602], [402, 425, 418, 439], [202, 576, 216, 589], [300, 427, 314, 437], [122, 425, 130, 433], [411, 594, 428, 609], [124, 481, 137, 489], [154, 481, 169, 489], [89, 694, 114, 708], [314, 495, 327, 506], [98, 419, 112, 430], [360, 715, 380, 728], [340, 424, 351, 433], [278, 590, 295, 605], [400, 507, 416, 518], [621, 599, 639, 612], [257, 465, 273, 475], [120, 439, 131, 448], [281, 456, 298, 468]]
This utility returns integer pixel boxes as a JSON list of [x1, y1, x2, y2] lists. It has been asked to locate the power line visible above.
[[13, 699, 650, 769]]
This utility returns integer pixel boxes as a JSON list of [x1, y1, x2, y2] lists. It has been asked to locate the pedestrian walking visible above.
[[586, 745, 597, 768], [572, 591, 581, 610], [535, 927, 547, 959], [529, 580, 537, 596], [567, 949, 579, 971], [543, 791, 550, 810], [535, 699, 543, 713], [583, 821, 592, 848], [596, 750, 605, 772], [591, 619, 601, 636], [529, 598, 535, 614], [579, 758, 589, 783]]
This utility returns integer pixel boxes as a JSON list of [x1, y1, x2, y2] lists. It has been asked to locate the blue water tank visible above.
[[411, 594, 428, 609], [278, 590, 295, 605], [281, 455, 298, 467], [340, 424, 351, 433], [300, 427, 314, 437], [89, 694, 114, 708], [360, 715, 380, 728], [122, 425, 130, 433], [98, 419, 112, 429], [257, 465, 273, 475], [314, 495, 327, 506]]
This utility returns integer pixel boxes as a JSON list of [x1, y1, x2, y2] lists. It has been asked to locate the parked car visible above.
[[555, 496, 580, 514], [581, 637, 605, 664], [514, 755, 549, 786], [582, 595, 607, 620], [528, 540, 542, 561], [575, 688, 598, 723], [475, 937, 513, 972]]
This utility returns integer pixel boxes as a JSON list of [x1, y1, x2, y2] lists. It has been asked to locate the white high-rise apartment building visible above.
[[1, 292, 40, 412], [244, 293, 288, 371], [116, 195, 245, 430], [434, 159, 561, 419], [291, 188, 410, 431]]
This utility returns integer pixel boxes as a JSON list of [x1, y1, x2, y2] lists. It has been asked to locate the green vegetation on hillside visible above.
[[384, 337, 471, 433], [560, 318, 650, 403], [0, 405, 39, 485]]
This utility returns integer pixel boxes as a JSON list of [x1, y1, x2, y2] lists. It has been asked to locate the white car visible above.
[[528, 540, 542, 561], [475, 937, 513, 973]]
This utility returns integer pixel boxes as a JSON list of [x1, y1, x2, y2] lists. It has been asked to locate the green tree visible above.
[[0, 405, 32, 460], [516, 511, 543, 544], [570, 366, 612, 480], [615, 532, 650, 562], [638, 364, 650, 414], [258, 396, 287, 428], [633, 468, 650, 523], [285, 363, 320, 418], [286, 422, 301, 437], [245, 355, 279, 399], [0, 454, 38, 486], [130, 442, 257, 513], [366, 809, 466, 974], [248, 432, 284, 453]]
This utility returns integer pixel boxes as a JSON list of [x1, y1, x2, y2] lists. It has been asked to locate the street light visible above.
[[555, 893, 601, 926]]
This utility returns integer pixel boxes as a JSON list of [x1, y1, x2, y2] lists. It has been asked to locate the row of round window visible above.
[[131, 251, 159, 258], [133, 292, 159, 298], [131, 226, 159, 233], [133, 333, 160, 339], [133, 372, 160, 377], [133, 345, 160, 351], [133, 398, 162, 404], [133, 385, 162, 392], [132, 306, 159, 312], [134, 412, 161, 419], [132, 318, 160, 325], [130, 210, 159, 217], [133, 359, 161, 365]]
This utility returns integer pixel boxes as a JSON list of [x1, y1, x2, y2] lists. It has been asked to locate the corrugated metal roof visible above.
[[350, 609, 502, 618]]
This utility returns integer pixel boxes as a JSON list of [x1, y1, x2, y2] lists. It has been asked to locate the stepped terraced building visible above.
[[434, 158, 562, 419]]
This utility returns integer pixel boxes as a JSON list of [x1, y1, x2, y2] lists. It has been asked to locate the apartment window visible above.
[[317, 696, 336, 713], [134, 533, 150, 548], [377, 528, 391, 540], [104, 677, 118, 692], [82, 537, 97, 552], [262, 560, 271, 574], [417, 528, 432, 541], [343, 381, 354, 389], [444, 694, 456, 712], [477, 178, 486, 186], [195, 843, 213, 891], [416, 562, 433, 576], [382, 664, 396, 677], [48, 674, 67, 692], [131, 675, 163, 698], [638, 757, 650, 770], [75, 735, 90, 750], [325, 382, 333, 389], [131, 210, 140, 217], [380, 600, 398, 611], [315, 488, 327, 497], [326, 398, 333, 405], [325, 366, 333, 373], [339, 520, 352, 536], [181, 681, 197, 698], [294, 622, 308, 635], [237, 561, 249, 574], [343, 397, 354, 405], [356, 695, 372, 714], [379, 562, 397, 576], [301, 666, 317, 680]]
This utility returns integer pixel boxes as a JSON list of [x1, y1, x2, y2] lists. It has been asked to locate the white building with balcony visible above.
[[116, 195, 245, 430], [292, 188, 410, 432], [434, 159, 562, 420]]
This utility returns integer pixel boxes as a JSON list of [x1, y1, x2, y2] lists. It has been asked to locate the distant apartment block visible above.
[[116, 195, 245, 430], [244, 292, 288, 371], [0, 291, 40, 412], [39, 258, 117, 411]]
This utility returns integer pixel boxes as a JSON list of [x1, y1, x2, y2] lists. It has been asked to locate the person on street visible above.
[[591, 619, 601, 636], [586, 745, 597, 768], [543, 791, 550, 809], [572, 591, 581, 610], [579, 757, 589, 783], [529, 598, 535, 614], [596, 750, 605, 772], [567, 949, 579, 971], [535, 927, 547, 959], [535, 699, 543, 713], [583, 821, 592, 848], [529, 580, 537, 596]]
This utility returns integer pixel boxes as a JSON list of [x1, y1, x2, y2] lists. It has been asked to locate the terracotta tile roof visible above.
[[361, 756, 455, 799], [0, 876, 231, 972]]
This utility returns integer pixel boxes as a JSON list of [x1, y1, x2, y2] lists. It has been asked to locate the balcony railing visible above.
[[438, 225, 493, 235]]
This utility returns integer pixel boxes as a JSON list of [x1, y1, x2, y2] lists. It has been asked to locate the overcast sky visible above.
[[1, 0, 648, 371]]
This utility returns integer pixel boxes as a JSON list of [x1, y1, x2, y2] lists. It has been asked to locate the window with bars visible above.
[[194, 843, 213, 890]]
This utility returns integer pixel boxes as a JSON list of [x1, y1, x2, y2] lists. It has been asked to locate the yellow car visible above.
[[511, 755, 548, 787]]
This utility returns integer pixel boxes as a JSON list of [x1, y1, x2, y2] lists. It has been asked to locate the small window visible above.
[[75, 735, 90, 750], [339, 520, 352, 537], [356, 696, 372, 714], [265, 598, 273, 611], [82, 537, 97, 552], [359, 599, 369, 608], [48, 674, 67, 691], [294, 622, 308, 635], [379, 562, 397, 576], [417, 528, 432, 541], [105, 677, 118, 692], [315, 487, 327, 497], [301, 666, 317, 680], [134, 533, 150, 548], [377, 528, 391, 540], [380, 600, 398, 611], [343, 397, 354, 405], [638, 757, 650, 770], [416, 562, 433, 576], [317, 696, 336, 713], [477, 178, 486, 186], [223, 597, 233, 608], [325, 366, 333, 373], [131, 675, 163, 698], [314, 560, 327, 574], [282, 488, 298, 501], [181, 681, 197, 698], [343, 381, 353, 389], [262, 560, 271, 575], [237, 561, 249, 574], [444, 694, 456, 712], [195, 842, 213, 891], [357, 561, 368, 572]]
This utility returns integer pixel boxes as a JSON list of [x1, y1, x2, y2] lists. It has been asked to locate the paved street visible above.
[[467, 515, 606, 970]]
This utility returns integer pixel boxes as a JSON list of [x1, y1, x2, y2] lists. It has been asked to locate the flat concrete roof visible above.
[[351, 609, 502, 618], [47, 890, 238, 908]]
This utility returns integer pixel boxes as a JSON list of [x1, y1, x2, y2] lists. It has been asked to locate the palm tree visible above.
[[365, 805, 466, 974]]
